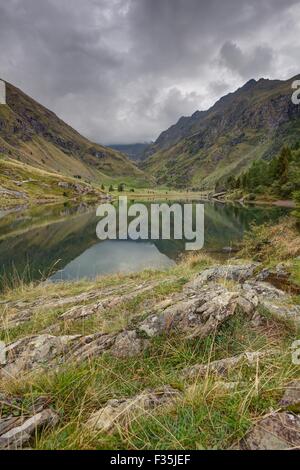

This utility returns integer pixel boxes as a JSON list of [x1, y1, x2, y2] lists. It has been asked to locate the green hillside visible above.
[[143, 75, 300, 189], [0, 81, 149, 189]]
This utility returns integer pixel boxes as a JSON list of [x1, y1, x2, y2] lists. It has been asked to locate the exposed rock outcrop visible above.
[[138, 283, 258, 340]]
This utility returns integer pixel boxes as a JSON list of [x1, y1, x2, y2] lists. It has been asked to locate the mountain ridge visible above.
[[142, 74, 300, 188]]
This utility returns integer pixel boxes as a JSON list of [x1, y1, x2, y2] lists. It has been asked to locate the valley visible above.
[[0, 75, 300, 452]]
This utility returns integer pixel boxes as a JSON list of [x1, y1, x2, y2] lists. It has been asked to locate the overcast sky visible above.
[[0, 0, 299, 144]]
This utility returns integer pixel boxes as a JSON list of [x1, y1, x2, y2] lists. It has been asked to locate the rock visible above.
[[237, 412, 300, 450], [256, 264, 289, 282], [57, 181, 70, 189], [0, 393, 51, 417], [62, 333, 117, 364], [243, 281, 285, 299], [0, 329, 148, 377], [0, 334, 80, 377], [0, 186, 27, 199], [190, 263, 258, 286], [182, 350, 277, 379], [0, 409, 59, 449], [260, 300, 300, 323], [0, 417, 25, 436], [236, 289, 259, 315], [214, 381, 244, 391], [0, 280, 259, 378], [279, 380, 300, 412], [60, 282, 159, 321], [138, 283, 258, 340], [4, 283, 138, 328], [110, 330, 149, 358], [86, 386, 181, 433]]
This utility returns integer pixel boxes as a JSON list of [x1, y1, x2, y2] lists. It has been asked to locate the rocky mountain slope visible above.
[[143, 75, 300, 189], [108, 143, 150, 162], [0, 81, 148, 186]]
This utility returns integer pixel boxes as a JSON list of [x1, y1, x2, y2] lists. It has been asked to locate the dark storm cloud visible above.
[[0, 0, 299, 143]]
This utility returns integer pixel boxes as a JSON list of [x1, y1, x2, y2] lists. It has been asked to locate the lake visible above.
[[0, 199, 289, 288]]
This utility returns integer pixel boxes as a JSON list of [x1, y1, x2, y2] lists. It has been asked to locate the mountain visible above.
[[0, 80, 148, 186], [108, 143, 150, 162], [142, 75, 300, 189]]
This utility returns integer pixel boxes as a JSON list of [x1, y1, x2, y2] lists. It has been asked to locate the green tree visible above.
[[277, 146, 291, 185]]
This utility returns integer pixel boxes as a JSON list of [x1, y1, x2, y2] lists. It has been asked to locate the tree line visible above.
[[216, 144, 300, 206]]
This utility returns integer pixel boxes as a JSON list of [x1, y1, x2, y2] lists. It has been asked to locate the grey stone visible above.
[[279, 380, 300, 412], [260, 300, 300, 323], [190, 263, 258, 286], [138, 283, 258, 340], [237, 412, 300, 450], [0, 334, 80, 377], [243, 281, 285, 299], [0, 409, 59, 449], [110, 330, 149, 358]]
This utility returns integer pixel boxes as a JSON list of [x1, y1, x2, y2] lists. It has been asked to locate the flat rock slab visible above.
[[237, 412, 300, 450]]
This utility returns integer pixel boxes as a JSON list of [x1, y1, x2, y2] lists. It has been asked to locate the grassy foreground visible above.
[[0, 220, 299, 450]]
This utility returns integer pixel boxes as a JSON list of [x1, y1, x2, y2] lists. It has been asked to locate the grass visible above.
[[2, 311, 296, 450], [0, 243, 299, 449], [0, 157, 105, 209], [240, 216, 300, 263]]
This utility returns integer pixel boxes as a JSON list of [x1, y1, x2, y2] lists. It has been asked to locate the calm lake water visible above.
[[0, 200, 289, 288]]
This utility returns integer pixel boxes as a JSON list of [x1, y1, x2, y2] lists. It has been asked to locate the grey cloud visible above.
[[0, 0, 299, 144], [219, 41, 274, 79]]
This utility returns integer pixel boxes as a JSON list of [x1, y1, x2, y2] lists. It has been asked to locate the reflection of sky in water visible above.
[[50, 240, 175, 281]]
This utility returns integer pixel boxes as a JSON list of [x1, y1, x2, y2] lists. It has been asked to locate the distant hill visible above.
[[142, 75, 300, 189], [108, 143, 150, 161], [0, 80, 148, 186]]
